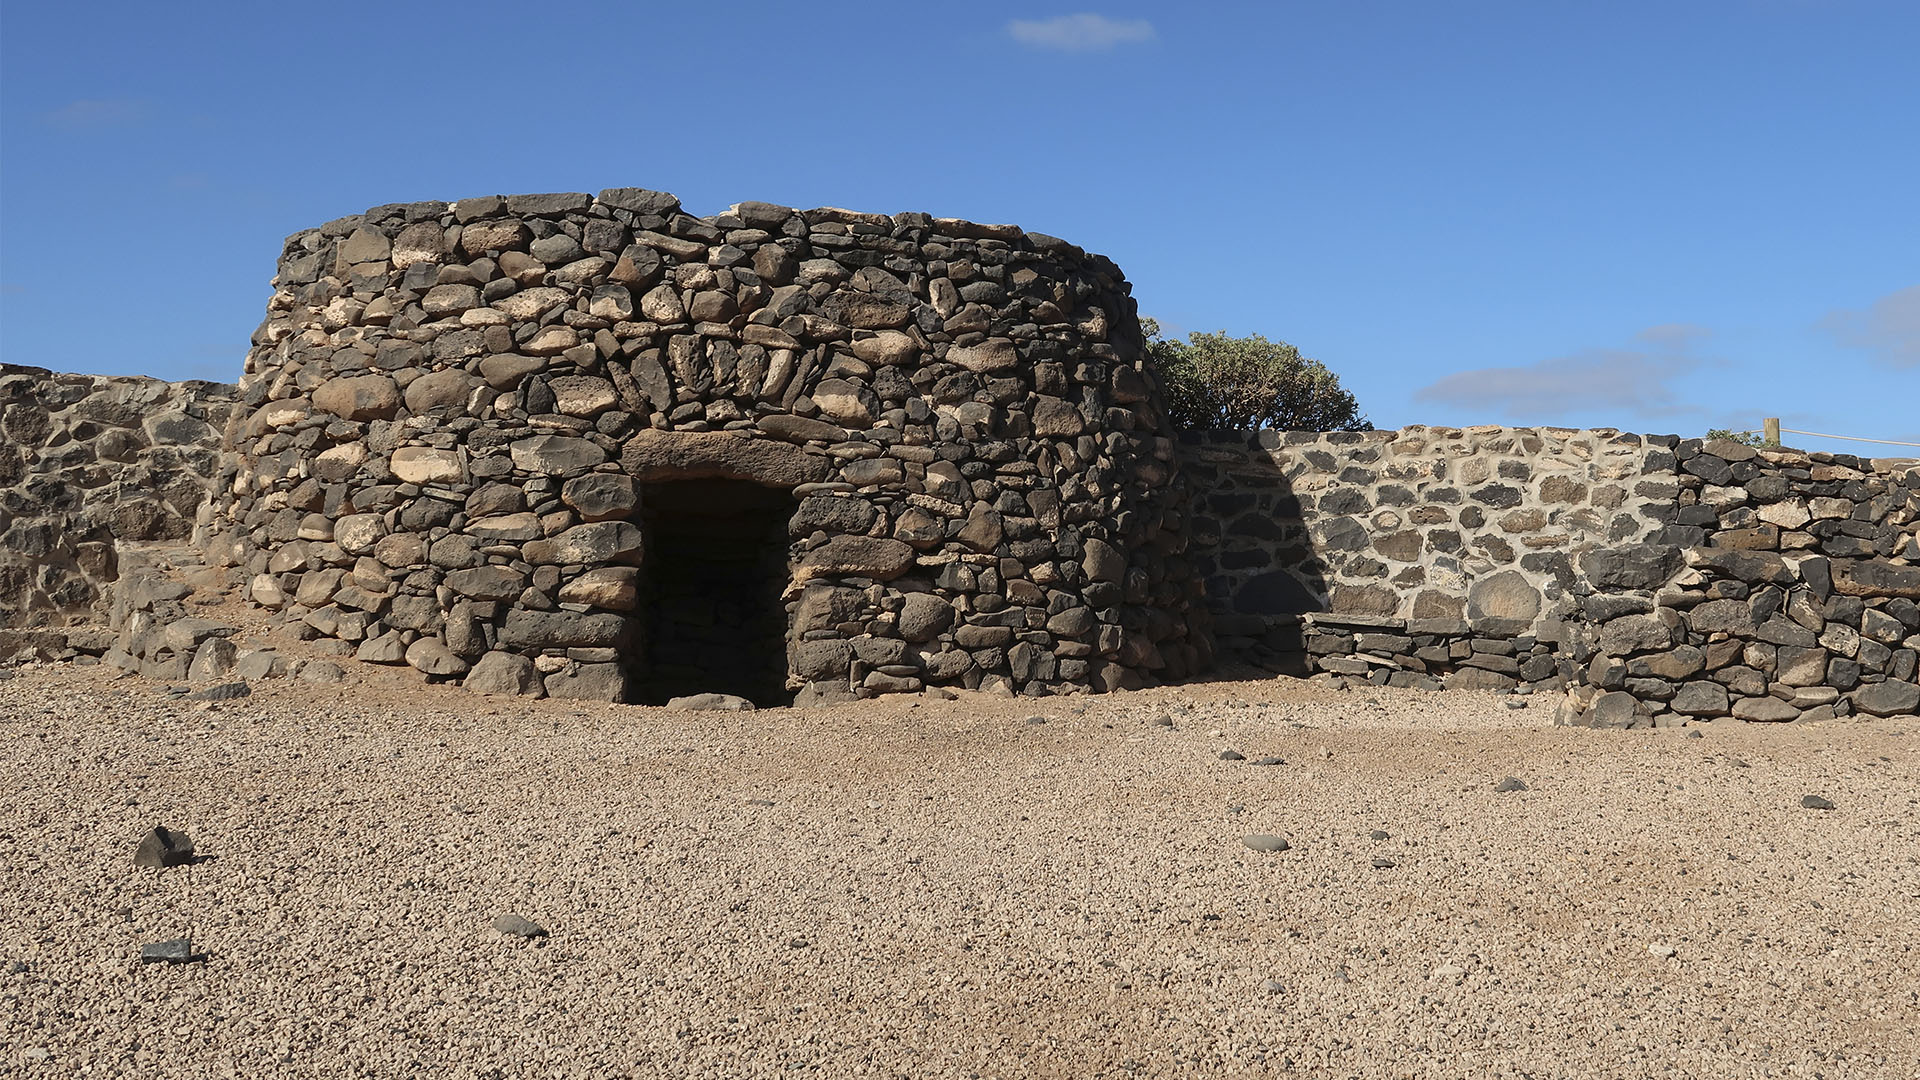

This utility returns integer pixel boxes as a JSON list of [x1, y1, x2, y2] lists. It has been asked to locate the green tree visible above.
[[1705, 428, 1774, 448], [1141, 319, 1370, 432]]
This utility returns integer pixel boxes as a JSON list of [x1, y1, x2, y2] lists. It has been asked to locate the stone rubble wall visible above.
[[204, 189, 1207, 702], [1180, 428, 1920, 720], [1570, 442, 1920, 722], [0, 364, 235, 653]]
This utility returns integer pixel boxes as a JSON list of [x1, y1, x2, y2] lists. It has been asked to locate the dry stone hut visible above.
[[206, 189, 1211, 704]]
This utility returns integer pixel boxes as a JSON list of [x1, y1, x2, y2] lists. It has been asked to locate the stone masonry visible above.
[[0, 365, 234, 654], [1184, 427, 1920, 722], [200, 189, 1208, 704], [1, 188, 1912, 721]]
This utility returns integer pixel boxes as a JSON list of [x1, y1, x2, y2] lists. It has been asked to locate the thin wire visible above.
[[1775, 427, 1920, 449]]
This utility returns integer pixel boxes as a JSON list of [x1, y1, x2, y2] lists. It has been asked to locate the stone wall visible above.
[[204, 189, 1207, 703], [1571, 441, 1920, 722], [3, 187, 1910, 721], [1181, 427, 1920, 721], [0, 364, 235, 651]]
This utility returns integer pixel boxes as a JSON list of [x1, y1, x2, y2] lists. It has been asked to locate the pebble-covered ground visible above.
[[2, 661, 1915, 1079]]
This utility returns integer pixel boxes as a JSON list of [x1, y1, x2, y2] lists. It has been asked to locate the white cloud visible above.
[[42, 99, 146, 130], [1820, 284, 1920, 368], [1007, 13, 1156, 52], [1414, 327, 1711, 422]]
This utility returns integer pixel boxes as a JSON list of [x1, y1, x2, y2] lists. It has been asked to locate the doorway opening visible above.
[[631, 480, 796, 707]]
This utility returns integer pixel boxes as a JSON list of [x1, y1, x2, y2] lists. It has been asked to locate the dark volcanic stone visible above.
[[1579, 545, 1682, 591], [133, 826, 195, 868], [139, 938, 199, 965]]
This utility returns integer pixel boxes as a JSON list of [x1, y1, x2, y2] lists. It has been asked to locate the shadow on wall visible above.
[[1177, 432, 1332, 673]]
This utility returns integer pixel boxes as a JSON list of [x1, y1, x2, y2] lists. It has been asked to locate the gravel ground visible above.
[[2, 660, 1916, 1079]]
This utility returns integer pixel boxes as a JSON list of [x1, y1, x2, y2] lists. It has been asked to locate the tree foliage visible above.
[[1705, 428, 1774, 448], [1141, 319, 1370, 432]]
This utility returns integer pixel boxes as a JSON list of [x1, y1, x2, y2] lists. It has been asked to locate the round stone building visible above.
[[207, 189, 1210, 703]]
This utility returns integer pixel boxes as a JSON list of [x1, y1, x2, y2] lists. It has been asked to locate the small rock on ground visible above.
[[188, 682, 250, 701], [1242, 834, 1290, 852], [492, 913, 547, 938], [1801, 794, 1836, 810], [1495, 776, 1529, 792], [139, 938, 197, 964], [133, 825, 195, 868], [666, 693, 755, 712]]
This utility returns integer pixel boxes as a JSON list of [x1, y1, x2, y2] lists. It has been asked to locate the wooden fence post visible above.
[[1763, 417, 1780, 447]]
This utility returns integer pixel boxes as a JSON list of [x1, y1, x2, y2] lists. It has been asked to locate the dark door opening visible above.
[[631, 480, 796, 707]]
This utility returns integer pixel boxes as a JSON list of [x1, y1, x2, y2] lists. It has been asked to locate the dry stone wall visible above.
[[204, 189, 1207, 704], [0, 364, 234, 652], [1571, 441, 1920, 723], [1182, 428, 1920, 721], [3, 187, 1910, 722]]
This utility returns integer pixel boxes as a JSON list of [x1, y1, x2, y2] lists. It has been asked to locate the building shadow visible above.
[[1176, 430, 1331, 676]]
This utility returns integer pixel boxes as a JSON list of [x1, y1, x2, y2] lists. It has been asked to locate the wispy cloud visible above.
[[1007, 13, 1155, 52], [42, 98, 147, 131], [1820, 284, 1920, 368], [1414, 326, 1711, 422], [1634, 322, 1711, 347]]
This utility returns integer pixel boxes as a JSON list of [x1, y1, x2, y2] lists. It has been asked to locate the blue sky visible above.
[[3, 2, 1915, 454]]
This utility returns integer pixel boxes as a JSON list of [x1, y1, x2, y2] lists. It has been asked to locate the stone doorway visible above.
[[630, 480, 797, 706]]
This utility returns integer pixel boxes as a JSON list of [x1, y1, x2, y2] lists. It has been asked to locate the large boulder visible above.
[[1466, 570, 1541, 634]]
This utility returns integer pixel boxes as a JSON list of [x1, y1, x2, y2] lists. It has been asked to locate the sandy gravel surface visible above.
[[2, 660, 1916, 1079]]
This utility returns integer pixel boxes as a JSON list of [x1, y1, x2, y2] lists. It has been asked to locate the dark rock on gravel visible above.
[[188, 681, 251, 701], [1495, 776, 1529, 792], [133, 825, 195, 868], [1242, 834, 1291, 852], [1219, 750, 1245, 761], [1801, 795, 1836, 810], [139, 938, 198, 964], [1371, 830, 1391, 840]]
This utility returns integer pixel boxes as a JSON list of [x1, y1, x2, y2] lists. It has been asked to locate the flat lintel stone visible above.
[[622, 429, 829, 487]]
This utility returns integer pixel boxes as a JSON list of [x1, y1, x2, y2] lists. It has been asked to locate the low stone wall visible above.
[[0, 365, 235, 651], [1571, 442, 1920, 722], [1181, 427, 1920, 721]]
